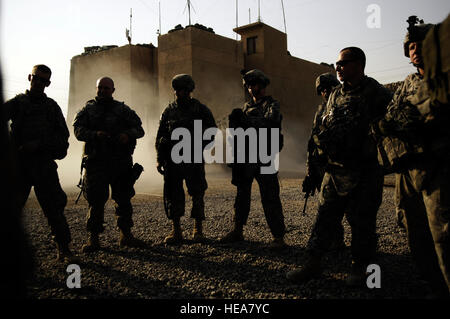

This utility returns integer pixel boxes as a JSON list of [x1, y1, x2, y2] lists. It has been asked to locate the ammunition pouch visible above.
[[377, 136, 425, 173]]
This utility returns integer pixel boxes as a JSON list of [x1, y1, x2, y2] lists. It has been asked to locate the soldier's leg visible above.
[[346, 170, 383, 267], [400, 171, 448, 295], [255, 173, 285, 241], [33, 161, 71, 245], [163, 166, 185, 244], [287, 172, 347, 283], [422, 169, 450, 293], [307, 173, 347, 255], [219, 180, 253, 243], [81, 161, 110, 253], [111, 161, 135, 232], [111, 161, 147, 248], [83, 164, 109, 235], [345, 170, 383, 286], [33, 160, 77, 262], [185, 165, 208, 242], [395, 173, 407, 229]]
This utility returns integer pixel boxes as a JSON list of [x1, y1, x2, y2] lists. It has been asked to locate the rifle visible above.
[[158, 163, 171, 219], [75, 156, 88, 204], [301, 192, 309, 215]]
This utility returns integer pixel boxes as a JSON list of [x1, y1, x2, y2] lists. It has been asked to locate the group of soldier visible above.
[[3, 15, 449, 297]]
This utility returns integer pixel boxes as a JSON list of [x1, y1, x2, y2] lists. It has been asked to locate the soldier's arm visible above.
[[155, 110, 170, 163], [203, 106, 217, 129], [43, 102, 70, 159], [378, 81, 421, 137], [73, 107, 97, 142], [3, 97, 18, 121], [265, 99, 282, 128], [122, 107, 145, 139]]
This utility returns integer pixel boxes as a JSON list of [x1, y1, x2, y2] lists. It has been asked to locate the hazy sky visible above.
[[1, 0, 449, 117]]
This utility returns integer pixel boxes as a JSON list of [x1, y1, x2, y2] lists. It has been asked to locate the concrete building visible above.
[[66, 22, 334, 175]]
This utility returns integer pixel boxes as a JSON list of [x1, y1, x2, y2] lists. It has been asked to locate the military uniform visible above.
[[73, 97, 144, 235], [229, 95, 285, 240], [378, 72, 450, 294], [155, 97, 217, 221], [304, 73, 346, 250], [307, 76, 392, 267], [4, 90, 72, 251]]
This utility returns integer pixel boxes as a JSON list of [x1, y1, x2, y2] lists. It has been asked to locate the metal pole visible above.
[[159, 1, 162, 35], [235, 0, 238, 39], [258, 0, 260, 22], [188, 0, 191, 25], [281, 0, 287, 34]]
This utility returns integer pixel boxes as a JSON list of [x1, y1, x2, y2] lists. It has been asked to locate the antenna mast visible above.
[[188, 0, 192, 25], [258, 0, 261, 22], [235, 0, 238, 39], [126, 8, 132, 44], [281, 0, 287, 33], [158, 1, 162, 35]]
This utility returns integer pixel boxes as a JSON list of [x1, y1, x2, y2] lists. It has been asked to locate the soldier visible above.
[[3, 64, 77, 263], [376, 17, 449, 297], [73, 77, 146, 252], [303, 72, 346, 250], [286, 48, 392, 285], [155, 74, 217, 245], [220, 69, 286, 249]]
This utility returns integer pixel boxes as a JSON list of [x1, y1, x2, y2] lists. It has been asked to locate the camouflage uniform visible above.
[[3, 90, 71, 248], [73, 97, 144, 234], [304, 73, 345, 249], [230, 95, 285, 239], [378, 72, 450, 294], [307, 76, 392, 267], [155, 97, 217, 221]]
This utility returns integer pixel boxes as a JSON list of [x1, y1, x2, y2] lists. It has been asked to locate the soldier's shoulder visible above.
[[45, 96, 61, 107], [365, 76, 391, 96], [192, 98, 213, 113], [6, 93, 28, 104], [403, 73, 423, 87], [162, 101, 177, 114], [265, 96, 280, 107], [84, 99, 97, 108]]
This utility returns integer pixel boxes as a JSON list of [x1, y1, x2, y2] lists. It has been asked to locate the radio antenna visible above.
[[281, 0, 287, 33]]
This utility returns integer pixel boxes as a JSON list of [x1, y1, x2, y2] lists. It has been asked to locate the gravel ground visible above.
[[21, 174, 435, 300]]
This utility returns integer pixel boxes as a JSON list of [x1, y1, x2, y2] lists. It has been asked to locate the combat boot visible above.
[[345, 261, 367, 287], [219, 222, 244, 243], [81, 232, 101, 253], [164, 218, 183, 245], [286, 255, 322, 283], [269, 236, 288, 250], [119, 228, 147, 248], [56, 243, 80, 264], [192, 219, 207, 243]]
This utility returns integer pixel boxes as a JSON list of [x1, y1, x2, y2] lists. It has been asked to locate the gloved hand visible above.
[[302, 175, 316, 196]]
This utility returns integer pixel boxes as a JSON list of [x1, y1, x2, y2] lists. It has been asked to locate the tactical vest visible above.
[[9, 93, 69, 160], [377, 74, 426, 172], [82, 100, 137, 158]]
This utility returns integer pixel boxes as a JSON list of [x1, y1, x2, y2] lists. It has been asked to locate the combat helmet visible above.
[[242, 69, 270, 88], [172, 74, 195, 92], [315, 73, 340, 95], [403, 16, 434, 57]]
